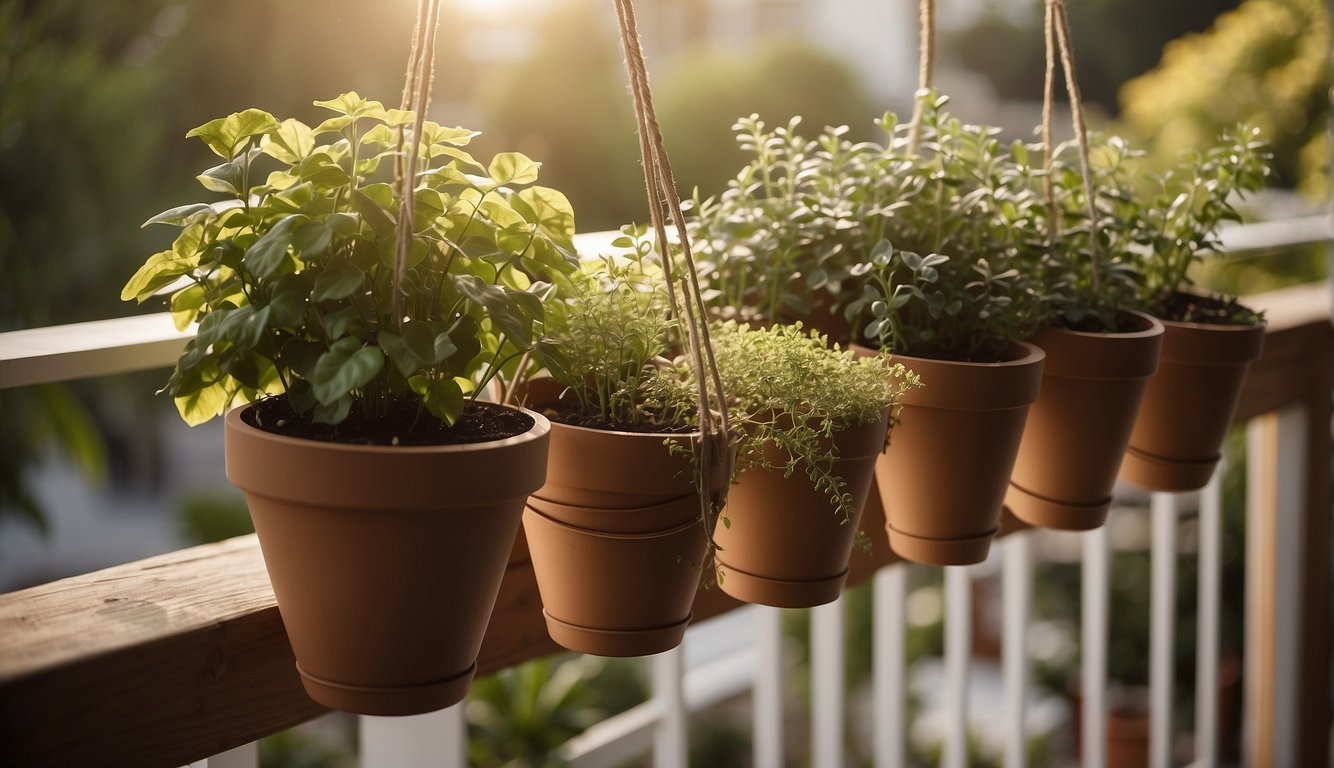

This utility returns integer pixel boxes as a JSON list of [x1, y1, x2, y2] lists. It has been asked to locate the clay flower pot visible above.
[[712, 411, 890, 608], [1006, 312, 1164, 530], [518, 379, 714, 657], [524, 427, 713, 657], [869, 342, 1045, 565], [224, 403, 549, 716], [1119, 317, 1265, 491]]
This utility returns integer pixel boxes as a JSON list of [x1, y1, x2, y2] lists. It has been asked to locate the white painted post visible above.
[[873, 565, 908, 768], [1149, 492, 1180, 768], [754, 605, 785, 768], [811, 596, 846, 768], [1082, 526, 1109, 768], [652, 645, 688, 768], [1194, 465, 1225, 765], [200, 742, 257, 768], [360, 705, 466, 768], [943, 565, 972, 768], [1003, 533, 1032, 768]]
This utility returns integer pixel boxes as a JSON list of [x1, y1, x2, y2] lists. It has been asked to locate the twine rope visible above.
[[1042, 0, 1102, 296], [905, 0, 935, 153], [393, 0, 443, 326], [613, 0, 734, 537]]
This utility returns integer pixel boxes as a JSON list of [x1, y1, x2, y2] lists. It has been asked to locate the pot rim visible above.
[[1039, 309, 1165, 342], [225, 401, 550, 455]]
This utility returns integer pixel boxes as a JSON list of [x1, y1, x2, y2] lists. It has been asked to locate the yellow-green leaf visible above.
[[186, 109, 279, 159], [487, 152, 540, 186], [262, 118, 315, 164]]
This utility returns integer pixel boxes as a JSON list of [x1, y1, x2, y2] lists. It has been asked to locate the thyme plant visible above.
[[703, 322, 919, 523], [847, 96, 1049, 359], [122, 93, 578, 429], [688, 115, 872, 330], [533, 224, 694, 429]]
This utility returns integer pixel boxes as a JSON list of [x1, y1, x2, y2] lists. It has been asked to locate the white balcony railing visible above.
[[0, 219, 1330, 768]]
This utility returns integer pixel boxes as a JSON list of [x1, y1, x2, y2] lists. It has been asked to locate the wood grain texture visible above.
[[0, 286, 1327, 768]]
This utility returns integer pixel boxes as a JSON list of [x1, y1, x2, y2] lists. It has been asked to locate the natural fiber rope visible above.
[[393, 0, 443, 326], [1041, 0, 1059, 238], [1042, 0, 1102, 296], [612, 0, 734, 533], [906, 0, 935, 153]]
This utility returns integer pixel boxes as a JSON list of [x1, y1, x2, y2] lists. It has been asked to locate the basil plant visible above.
[[123, 92, 577, 427]]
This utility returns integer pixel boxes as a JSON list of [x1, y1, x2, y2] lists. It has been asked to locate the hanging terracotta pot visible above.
[[868, 342, 1045, 565], [1007, 312, 1164, 530], [712, 411, 890, 608], [224, 402, 550, 716], [1119, 316, 1265, 491], [517, 378, 714, 657]]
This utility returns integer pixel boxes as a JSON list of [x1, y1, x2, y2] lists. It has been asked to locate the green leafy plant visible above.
[[1027, 132, 1147, 331], [531, 224, 694, 429], [122, 92, 578, 430], [1133, 125, 1271, 321], [847, 95, 1049, 359], [703, 322, 918, 524], [688, 115, 870, 330]]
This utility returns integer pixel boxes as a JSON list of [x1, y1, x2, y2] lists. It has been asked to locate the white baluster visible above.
[[652, 645, 688, 768], [1003, 533, 1032, 768], [361, 705, 466, 768], [811, 596, 846, 768], [754, 605, 785, 768], [943, 565, 972, 768], [1150, 492, 1180, 768], [1082, 526, 1109, 768], [873, 565, 908, 768]]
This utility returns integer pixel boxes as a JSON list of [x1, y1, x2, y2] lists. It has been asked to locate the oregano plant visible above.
[[122, 93, 577, 429]]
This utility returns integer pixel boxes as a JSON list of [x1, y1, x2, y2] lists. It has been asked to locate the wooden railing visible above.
[[0, 278, 1329, 768]]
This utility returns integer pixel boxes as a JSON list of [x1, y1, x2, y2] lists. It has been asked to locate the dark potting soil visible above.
[[243, 395, 534, 446], [1154, 292, 1262, 326], [536, 400, 694, 435], [1059, 312, 1149, 334]]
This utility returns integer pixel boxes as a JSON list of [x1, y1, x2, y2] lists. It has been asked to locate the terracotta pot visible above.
[[712, 411, 890, 608], [866, 342, 1045, 565], [517, 378, 713, 657], [1007, 312, 1164, 530], [224, 403, 549, 716], [1119, 317, 1265, 491]]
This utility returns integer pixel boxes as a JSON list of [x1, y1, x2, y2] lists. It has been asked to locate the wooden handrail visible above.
[[0, 283, 1328, 768]]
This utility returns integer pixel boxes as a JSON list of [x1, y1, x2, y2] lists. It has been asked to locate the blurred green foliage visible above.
[[177, 488, 252, 544], [467, 655, 646, 767], [657, 38, 874, 201], [948, 0, 1240, 115], [1118, 0, 1329, 197]]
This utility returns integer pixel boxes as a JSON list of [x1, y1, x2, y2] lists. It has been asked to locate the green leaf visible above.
[[244, 215, 306, 278], [174, 378, 234, 426], [262, 118, 316, 164], [311, 259, 365, 301], [121, 251, 196, 302], [313, 395, 352, 425], [197, 162, 243, 195], [143, 203, 215, 228], [487, 152, 541, 186], [292, 219, 334, 257], [169, 283, 207, 330], [313, 92, 376, 117], [268, 273, 311, 326], [423, 123, 480, 147], [512, 186, 576, 245], [351, 188, 396, 239], [311, 338, 383, 404], [409, 375, 464, 426], [296, 152, 352, 188], [186, 108, 280, 159], [313, 115, 353, 135], [379, 322, 435, 377], [221, 305, 273, 350]]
